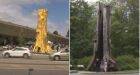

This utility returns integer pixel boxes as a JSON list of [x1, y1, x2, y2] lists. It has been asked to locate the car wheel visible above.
[[23, 54, 29, 59], [54, 56, 60, 61], [4, 53, 10, 58]]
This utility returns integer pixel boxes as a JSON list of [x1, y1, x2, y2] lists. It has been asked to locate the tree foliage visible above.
[[111, 0, 139, 57], [70, 0, 139, 67], [53, 30, 59, 35], [70, 0, 96, 58]]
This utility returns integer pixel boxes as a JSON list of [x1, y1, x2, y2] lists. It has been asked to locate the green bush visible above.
[[115, 55, 139, 71], [77, 56, 92, 68], [70, 59, 79, 70], [70, 56, 92, 70], [70, 59, 78, 65]]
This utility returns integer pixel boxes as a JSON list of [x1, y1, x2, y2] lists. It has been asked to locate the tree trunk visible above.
[[87, 3, 115, 71]]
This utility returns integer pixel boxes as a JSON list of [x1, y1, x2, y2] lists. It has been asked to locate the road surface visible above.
[[0, 51, 69, 75], [0, 68, 69, 75]]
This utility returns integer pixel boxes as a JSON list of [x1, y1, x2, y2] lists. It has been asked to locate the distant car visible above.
[[2, 47, 31, 58], [49, 49, 69, 61]]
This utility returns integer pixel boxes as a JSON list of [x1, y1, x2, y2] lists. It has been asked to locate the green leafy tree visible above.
[[111, 0, 139, 57], [53, 30, 59, 35], [70, 0, 96, 59], [70, 0, 139, 70]]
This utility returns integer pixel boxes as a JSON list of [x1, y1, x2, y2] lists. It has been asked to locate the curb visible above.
[[70, 70, 78, 73], [77, 71, 139, 74], [105, 71, 139, 74]]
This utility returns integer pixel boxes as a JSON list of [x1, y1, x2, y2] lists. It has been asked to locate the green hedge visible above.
[[115, 55, 139, 71], [71, 55, 139, 71], [77, 56, 92, 68], [70, 56, 92, 70]]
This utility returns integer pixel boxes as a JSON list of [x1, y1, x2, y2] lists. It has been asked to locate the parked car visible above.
[[2, 47, 31, 58], [49, 49, 69, 61]]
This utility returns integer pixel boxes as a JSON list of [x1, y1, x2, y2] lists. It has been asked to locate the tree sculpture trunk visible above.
[[33, 9, 52, 54], [87, 3, 115, 71]]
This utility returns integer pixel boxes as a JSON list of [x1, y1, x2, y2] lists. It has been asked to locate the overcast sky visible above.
[[84, 0, 98, 3], [0, 0, 69, 36]]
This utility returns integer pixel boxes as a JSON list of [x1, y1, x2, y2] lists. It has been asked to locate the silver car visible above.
[[49, 49, 69, 61]]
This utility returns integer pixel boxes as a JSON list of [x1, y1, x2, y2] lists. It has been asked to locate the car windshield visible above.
[[60, 49, 69, 53], [13, 47, 27, 51]]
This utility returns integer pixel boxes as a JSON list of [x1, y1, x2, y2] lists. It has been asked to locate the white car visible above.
[[49, 49, 69, 61], [2, 47, 31, 58]]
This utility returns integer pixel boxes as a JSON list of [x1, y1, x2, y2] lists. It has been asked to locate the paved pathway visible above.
[[70, 71, 139, 75]]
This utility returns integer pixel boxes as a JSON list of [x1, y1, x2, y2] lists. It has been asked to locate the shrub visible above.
[[77, 56, 92, 68], [115, 55, 139, 71], [70, 59, 79, 70], [70, 56, 92, 70]]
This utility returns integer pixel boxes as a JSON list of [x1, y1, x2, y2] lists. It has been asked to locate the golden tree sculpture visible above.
[[33, 9, 52, 54]]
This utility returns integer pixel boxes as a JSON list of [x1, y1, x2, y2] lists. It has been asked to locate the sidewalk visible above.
[[70, 70, 139, 74]]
